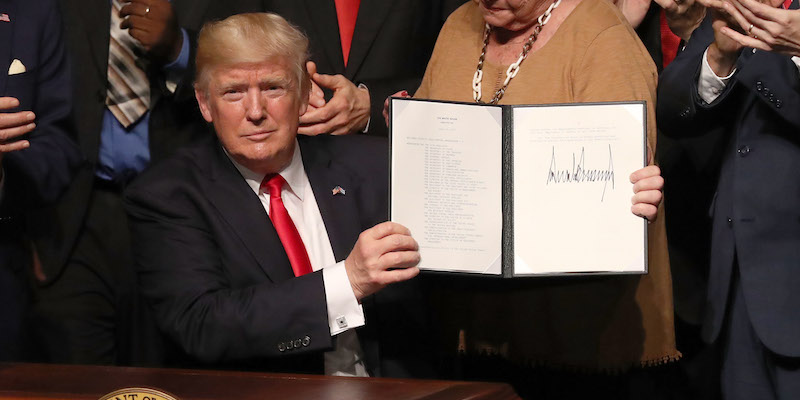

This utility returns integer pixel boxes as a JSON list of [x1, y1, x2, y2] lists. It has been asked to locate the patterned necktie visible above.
[[262, 174, 314, 277], [334, 0, 360, 66], [106, 0, 150, 128]]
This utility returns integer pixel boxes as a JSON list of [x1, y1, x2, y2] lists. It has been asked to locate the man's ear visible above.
[[195, 85, 213, 123]]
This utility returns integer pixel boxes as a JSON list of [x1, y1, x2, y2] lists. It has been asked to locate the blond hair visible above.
[[195, 13, 311, 98]]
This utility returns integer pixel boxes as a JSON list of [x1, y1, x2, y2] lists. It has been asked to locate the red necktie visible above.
[[784, 0, 792, 9], [262, 174, 314, 277], [335, 0, 360, 66], [660, 9, 682, 68]]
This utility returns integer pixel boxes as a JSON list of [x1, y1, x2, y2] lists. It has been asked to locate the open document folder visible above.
[[389, 97, 648, 277]]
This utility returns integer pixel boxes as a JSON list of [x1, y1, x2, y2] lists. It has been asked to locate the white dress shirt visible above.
[[228, 140, 368, 377], [698, 47, 800, 103]]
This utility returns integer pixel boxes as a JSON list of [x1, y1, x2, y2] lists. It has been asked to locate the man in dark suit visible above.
[[258, 0, 465, 137], [658, 1, 800, 397], [125, 13, 428, 376], [30, 0, 243, 365], [0, 0, 82, 361]]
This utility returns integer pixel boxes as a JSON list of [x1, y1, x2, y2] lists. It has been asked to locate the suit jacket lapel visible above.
[[298, 137, 384, 374], [303, 0, 345, 74], [204, 142, 295, 282], [0, 0, 14, 94], [299, 138, 362, 261], [344, 0, 392, 80]]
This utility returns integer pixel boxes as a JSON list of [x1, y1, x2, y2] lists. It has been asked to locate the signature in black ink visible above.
[[546, 145, 615, 201]]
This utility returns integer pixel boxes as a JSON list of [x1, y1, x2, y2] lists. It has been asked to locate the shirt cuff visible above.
[[322, 261, 365, 336], [698, 47, 736, 104], [163, 28, 190, 94], [357, 83, 370, 134], [793, 56, 800, 76]]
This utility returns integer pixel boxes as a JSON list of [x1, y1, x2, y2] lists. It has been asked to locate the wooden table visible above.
[[0, 363, 520, 400]]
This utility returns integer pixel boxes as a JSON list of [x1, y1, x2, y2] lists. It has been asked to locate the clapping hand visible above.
[[656, 0, 707, 40], [695, 0, 749, 76], [719, 0, 800, 56], [613, 0, 705, 40], [0, 97, 34, 176]]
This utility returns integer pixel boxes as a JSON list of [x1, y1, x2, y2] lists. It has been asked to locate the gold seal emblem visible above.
[[98, 388, 179, 400]]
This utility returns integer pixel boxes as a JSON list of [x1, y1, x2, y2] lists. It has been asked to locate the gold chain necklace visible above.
[[472, 0, 562, 104]]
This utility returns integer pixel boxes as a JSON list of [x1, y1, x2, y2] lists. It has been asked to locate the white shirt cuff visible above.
[[357, 83, 370, 133], [322, 261, 365, 336], [792, 56, 800, 76], [698, 47, 736, 104]]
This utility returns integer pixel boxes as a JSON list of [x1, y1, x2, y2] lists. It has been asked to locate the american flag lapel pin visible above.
[[0, 13, 10, 22], [332, 185, 346, 196]]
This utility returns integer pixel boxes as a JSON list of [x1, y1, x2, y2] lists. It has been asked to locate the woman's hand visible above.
[[630, 165, 664, 222], [382, 90, 411, 128], [720, 0, 800, 56]]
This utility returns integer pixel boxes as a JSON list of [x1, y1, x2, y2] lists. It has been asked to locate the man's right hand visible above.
[[119, 0, 183, 65], [702, 0, 746, 76], [344, 221, 421, 302], [0, 97, 34, 173]]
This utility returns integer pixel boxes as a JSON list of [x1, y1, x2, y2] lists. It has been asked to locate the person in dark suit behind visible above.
[[256, 0, 466, 137], [0, 0, 82, 361], [658, 0, 800, 397], [124, 13, 430, 377], [618, 2, 724, 399], [29, 0, 247, 366]]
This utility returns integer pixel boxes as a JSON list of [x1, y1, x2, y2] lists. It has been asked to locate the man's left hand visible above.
[[120, 0, 183, 65], [720, 0, 800, 56], [0, 97, 35, 181], [298, 62, 370, 136], [656, 0, 707, 40]]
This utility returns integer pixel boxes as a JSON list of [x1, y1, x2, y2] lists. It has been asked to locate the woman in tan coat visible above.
[[391, 0, 679, 396]]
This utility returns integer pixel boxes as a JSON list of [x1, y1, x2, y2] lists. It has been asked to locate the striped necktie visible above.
[[106, 0, 150, 128]]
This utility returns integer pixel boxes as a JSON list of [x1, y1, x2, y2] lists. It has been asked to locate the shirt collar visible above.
[[226, 139, 307, 201]]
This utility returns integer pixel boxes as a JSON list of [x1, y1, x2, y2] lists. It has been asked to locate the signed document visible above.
[[389, 98, 647, 277]]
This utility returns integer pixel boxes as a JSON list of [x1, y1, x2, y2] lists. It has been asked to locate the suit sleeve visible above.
[[157, 27, 199, 103], [359, 1, 465, 137], [658, 17, 800, 138], [125, 182, 334, 364], [1, 1, 82, 215]]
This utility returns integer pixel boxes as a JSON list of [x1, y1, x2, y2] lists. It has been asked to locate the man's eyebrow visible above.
[[259, 75, 292, 87], [218, 81, 248, 92]]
